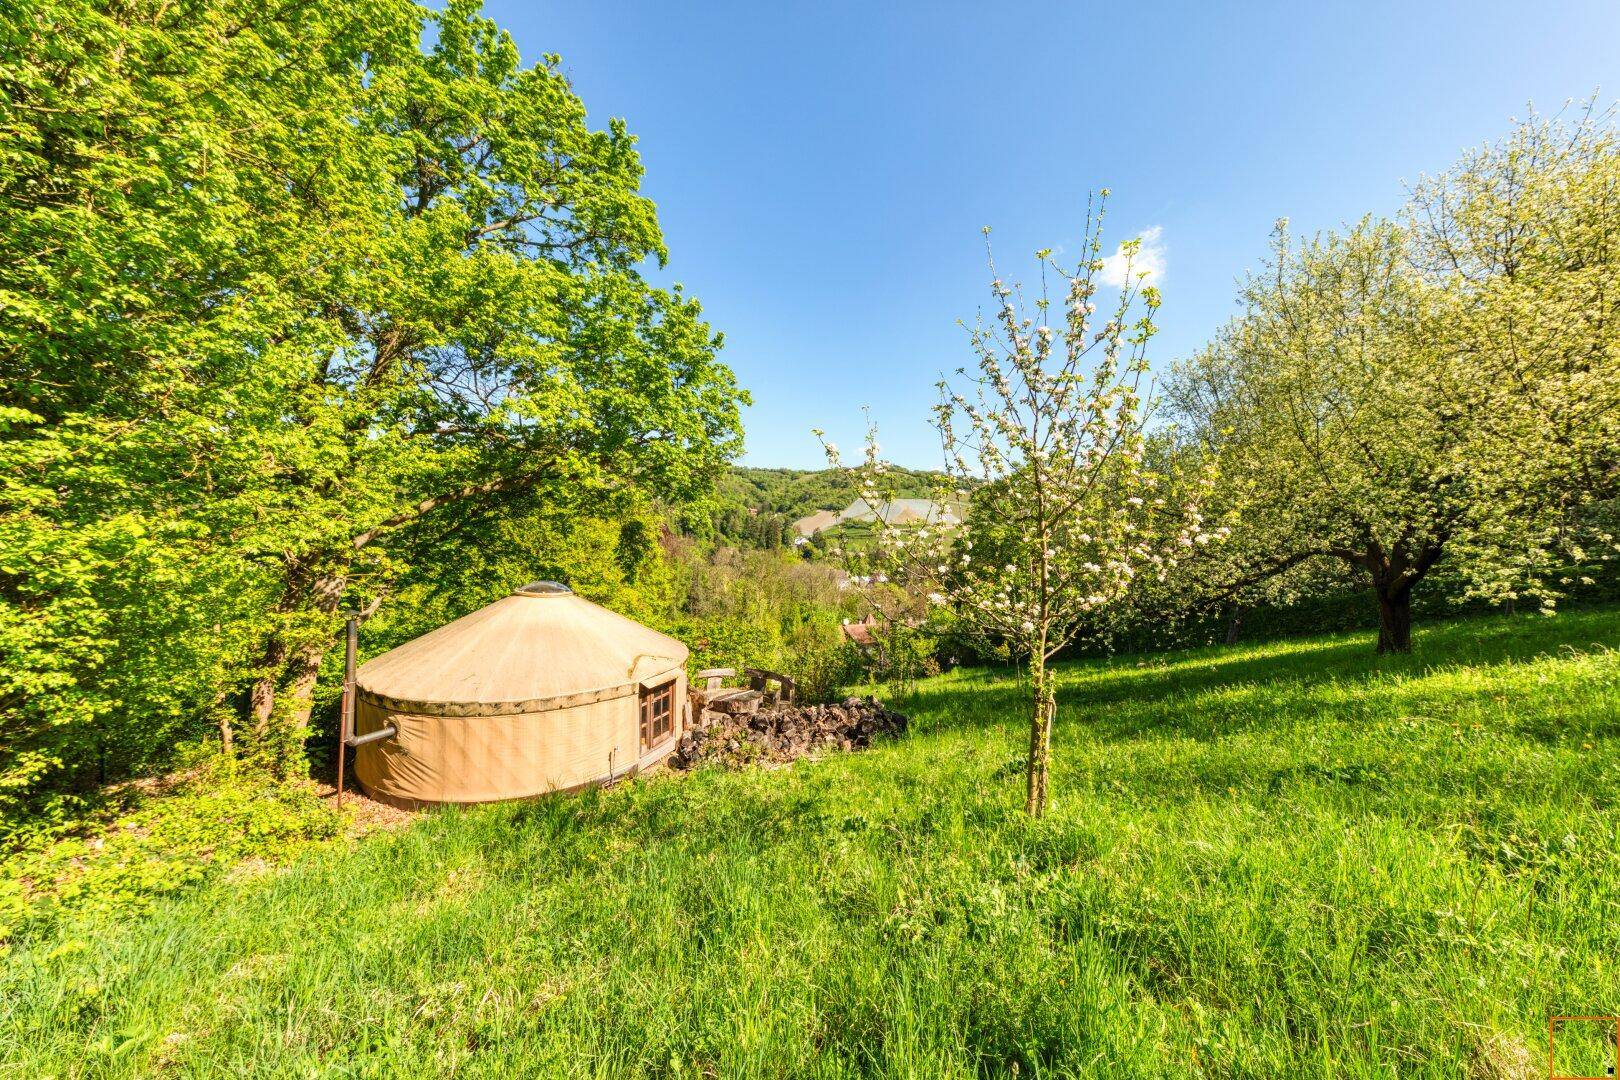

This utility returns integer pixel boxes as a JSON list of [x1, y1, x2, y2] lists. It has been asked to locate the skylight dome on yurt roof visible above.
[[514, 580, 571, 596]]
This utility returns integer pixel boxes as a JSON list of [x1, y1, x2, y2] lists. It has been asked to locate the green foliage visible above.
[[860, 622, 944, 691], [1171, 110, 1620, 654], [791, 639, 868, 704], [0, 760, 338, 947], [0, 0, 392, 834], [2, 607, 1617, 1075], [663, 546, 860, 690], [1, 0, 744, 816], [1408, 106, 1620, 534]]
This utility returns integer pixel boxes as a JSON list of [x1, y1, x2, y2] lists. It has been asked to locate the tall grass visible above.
[[2, 609, 1618, 1077]]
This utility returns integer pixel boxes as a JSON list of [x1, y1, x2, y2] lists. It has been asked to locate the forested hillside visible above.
[[699, 465, 944, 548], [720, 465, 942, 516]]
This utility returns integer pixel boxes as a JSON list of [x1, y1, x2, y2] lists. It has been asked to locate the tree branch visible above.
[[350, 470, 548, 551]]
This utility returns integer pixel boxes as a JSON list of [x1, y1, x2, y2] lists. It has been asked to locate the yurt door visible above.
[[639, 681, 676, 750]]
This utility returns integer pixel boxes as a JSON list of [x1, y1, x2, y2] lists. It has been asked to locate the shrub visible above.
[[0, 757, 339, 948]]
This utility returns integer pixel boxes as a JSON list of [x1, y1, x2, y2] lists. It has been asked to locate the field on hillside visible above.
[[3, 610, 1619, 1077]]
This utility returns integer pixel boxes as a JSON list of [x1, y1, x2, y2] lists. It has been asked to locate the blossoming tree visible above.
[[1171, 111, 1620, 654], [820, 197, 1217, 816]]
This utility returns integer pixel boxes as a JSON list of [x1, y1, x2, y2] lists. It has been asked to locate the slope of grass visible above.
[[2, 609, 1618, 1077]]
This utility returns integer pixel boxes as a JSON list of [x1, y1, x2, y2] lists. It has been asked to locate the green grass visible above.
[[3, 609, 1619, 1077]]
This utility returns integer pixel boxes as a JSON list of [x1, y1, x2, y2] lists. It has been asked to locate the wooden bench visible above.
[[744, 666, 795, 704], [695, 666, 796, 704], [696, 667, 737, 696]]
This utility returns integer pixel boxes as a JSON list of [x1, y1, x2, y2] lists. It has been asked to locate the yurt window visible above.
[[640, 681, 675, 749]]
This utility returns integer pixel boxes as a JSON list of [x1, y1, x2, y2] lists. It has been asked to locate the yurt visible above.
[[352, 581, 689, 808]]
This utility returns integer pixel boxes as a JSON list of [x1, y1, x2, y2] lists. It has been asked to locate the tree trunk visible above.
[[1223, 604, 1244, 646], [248, 565, 348, 770], [248, 637, 285, 735], [1025, 660, 1055, 817], [264, 639, 333, 779], [210, 688, 233, 762], [281, 641, 329, 732], [1376, 588, 1413, 654]]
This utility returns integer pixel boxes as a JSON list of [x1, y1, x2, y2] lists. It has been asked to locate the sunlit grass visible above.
[[2, 609, 1617, 1076]]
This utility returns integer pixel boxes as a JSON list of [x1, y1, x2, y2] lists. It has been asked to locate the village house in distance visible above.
[[792, 497, 960, 538]]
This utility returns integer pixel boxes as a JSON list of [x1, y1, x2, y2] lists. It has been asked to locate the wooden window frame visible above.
[[639, 680, 676, 750]]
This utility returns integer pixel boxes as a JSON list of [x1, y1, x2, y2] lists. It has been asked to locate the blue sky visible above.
[[484, 0, 1620, 469]]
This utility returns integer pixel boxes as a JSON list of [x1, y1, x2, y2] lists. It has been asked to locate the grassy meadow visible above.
[[3, 609, 1619, 1077]]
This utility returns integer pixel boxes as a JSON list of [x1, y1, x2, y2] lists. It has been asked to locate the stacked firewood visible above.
[[670, 694, 908, 770]]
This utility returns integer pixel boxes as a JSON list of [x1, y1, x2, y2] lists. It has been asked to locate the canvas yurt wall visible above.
[[353, 581, 689, 808]]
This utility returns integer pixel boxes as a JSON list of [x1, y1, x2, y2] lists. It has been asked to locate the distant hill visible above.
[[719, 466, 944, 516], [705, 466, 946, 549]]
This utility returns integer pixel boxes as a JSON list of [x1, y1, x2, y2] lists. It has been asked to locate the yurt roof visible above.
[[357, 582, 688, 713]]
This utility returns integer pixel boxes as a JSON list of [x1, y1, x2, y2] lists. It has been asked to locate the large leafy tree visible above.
[[1, 0, 415, 812], [1174, 111, 1620, 653], [236, 2, 742, 763], [1171, 221, 1474, 654], [1406, 107, 1620, 594], [0, 0, 743, 809]]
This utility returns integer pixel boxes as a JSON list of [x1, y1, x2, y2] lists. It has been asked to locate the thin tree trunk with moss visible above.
[[248, 564, 348, 773], [1025, 645, 1056, 817], [248, 637, 286, 735], [1223, 604, 1244, 646]]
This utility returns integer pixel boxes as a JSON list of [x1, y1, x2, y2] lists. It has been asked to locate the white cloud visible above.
[[1098, 225, 1166, 288]]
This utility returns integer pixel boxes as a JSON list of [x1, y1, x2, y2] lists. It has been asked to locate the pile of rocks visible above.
[[669, 694, 908, 770]]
